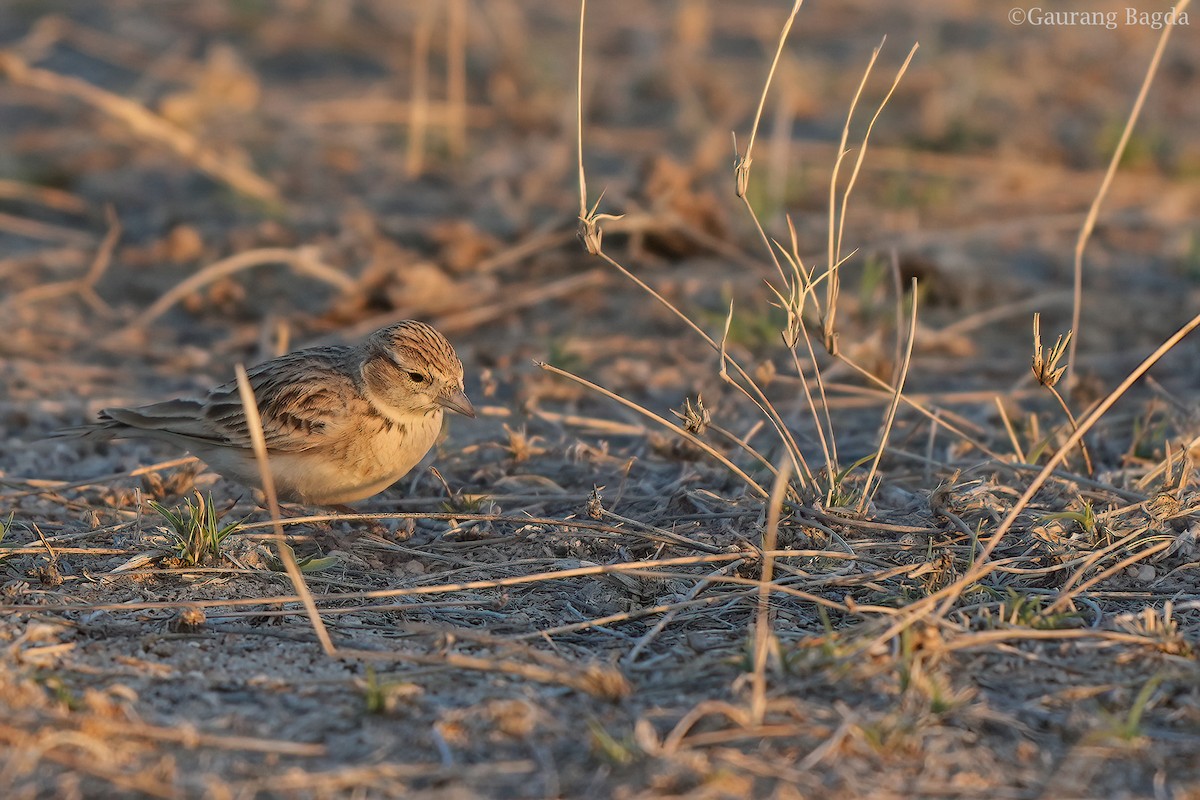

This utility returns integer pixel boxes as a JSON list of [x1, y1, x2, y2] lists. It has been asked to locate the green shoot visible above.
[[150, 491, 242, 567]]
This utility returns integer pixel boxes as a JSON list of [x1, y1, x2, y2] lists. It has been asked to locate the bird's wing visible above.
[[197, 347, 363, 453]]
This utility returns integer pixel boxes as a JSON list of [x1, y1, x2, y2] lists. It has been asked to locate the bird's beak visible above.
[[437, 388, 476, 418]]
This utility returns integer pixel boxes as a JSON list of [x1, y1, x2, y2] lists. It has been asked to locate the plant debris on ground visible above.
[[1, 2, 1199, 798]]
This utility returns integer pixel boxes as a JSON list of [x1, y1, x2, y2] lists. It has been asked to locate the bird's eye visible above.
[[407, 371, 428, 384]]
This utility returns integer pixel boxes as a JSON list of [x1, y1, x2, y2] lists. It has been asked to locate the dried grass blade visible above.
[[856, 277, 917, 514], [1067, 0, 1191, 389], [234, 365, 336, 657], [751, 461, 792, 725]]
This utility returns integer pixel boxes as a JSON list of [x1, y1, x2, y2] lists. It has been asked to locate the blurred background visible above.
[[1, 0, 1198, 462]]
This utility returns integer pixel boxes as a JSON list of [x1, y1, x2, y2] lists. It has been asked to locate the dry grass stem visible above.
[[576, 0, 589, 220], [733, 0, 804, 282], [838, 310, 1200, 654], [995, 396, 1027, 464], [751, 461, 792, 725], [0, 210, 95, 246], [572, 5, 817, 491], [234, 365, 335, 656], [768, 239, 844, 492], [603, 249, 816, 489], [405, 3, 434, 178], [856, 277, 918, 514], [344, 648, 631, 701], [0, 178, 88, 213], [968, 309, 1200, 575], [1032, 313, 1094, 475], [834, 42, 918, 281], [536, 360, 768, 497], [1046, 538, 1175, 616], [825, 41, 918, 354], [2, 205, 119, 315], [1066, 0, 1192, 389], [3, 549, 856, 616], [446, 0, 468, 159], [0, 51, 278, 203], [735, 0, 803, 197], [127, 246, 355, 331], [835, 356, 1006, 460], [623, 564, 738, 664], [300, 97, 495, 128]]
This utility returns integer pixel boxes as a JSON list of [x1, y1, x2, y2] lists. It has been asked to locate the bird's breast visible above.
[[348, 409, 444, 481], [263, 410, 444, 505]]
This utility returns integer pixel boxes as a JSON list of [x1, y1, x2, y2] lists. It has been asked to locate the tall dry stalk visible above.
[[1065, 0, 1191, 392], [446, 0, 468, 159], [235, 366, 335, 656], [571, 0, 920, 513], [405, 4, 434, 178]]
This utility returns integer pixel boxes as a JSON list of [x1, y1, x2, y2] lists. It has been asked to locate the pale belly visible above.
[[207, 412, 444, 505]]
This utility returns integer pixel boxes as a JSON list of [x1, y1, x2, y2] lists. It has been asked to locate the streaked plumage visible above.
[[57, 321, 474, 505]]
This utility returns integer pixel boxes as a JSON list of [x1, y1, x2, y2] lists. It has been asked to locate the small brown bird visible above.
[[56, 321, 474, 505]]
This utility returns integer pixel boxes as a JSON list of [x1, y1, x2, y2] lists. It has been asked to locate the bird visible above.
[[55, 321, 474, 505]]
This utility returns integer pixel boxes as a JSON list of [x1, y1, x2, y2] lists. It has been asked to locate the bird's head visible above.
[[361, 321, 474, 420]]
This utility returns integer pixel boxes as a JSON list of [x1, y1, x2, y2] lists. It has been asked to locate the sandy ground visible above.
[[2, 2, 1200, 797]]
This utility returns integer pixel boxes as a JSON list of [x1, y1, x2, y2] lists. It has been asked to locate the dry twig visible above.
[[0, 50, 278, 203]]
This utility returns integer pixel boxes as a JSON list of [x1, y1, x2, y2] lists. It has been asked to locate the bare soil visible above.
[[2, 2, 1200, 798]]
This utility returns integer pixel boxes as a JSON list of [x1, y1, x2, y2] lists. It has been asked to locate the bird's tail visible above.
[[49, 398, 207, 442], [46, 421, 122, 441], [101, 399, 211, 438]]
